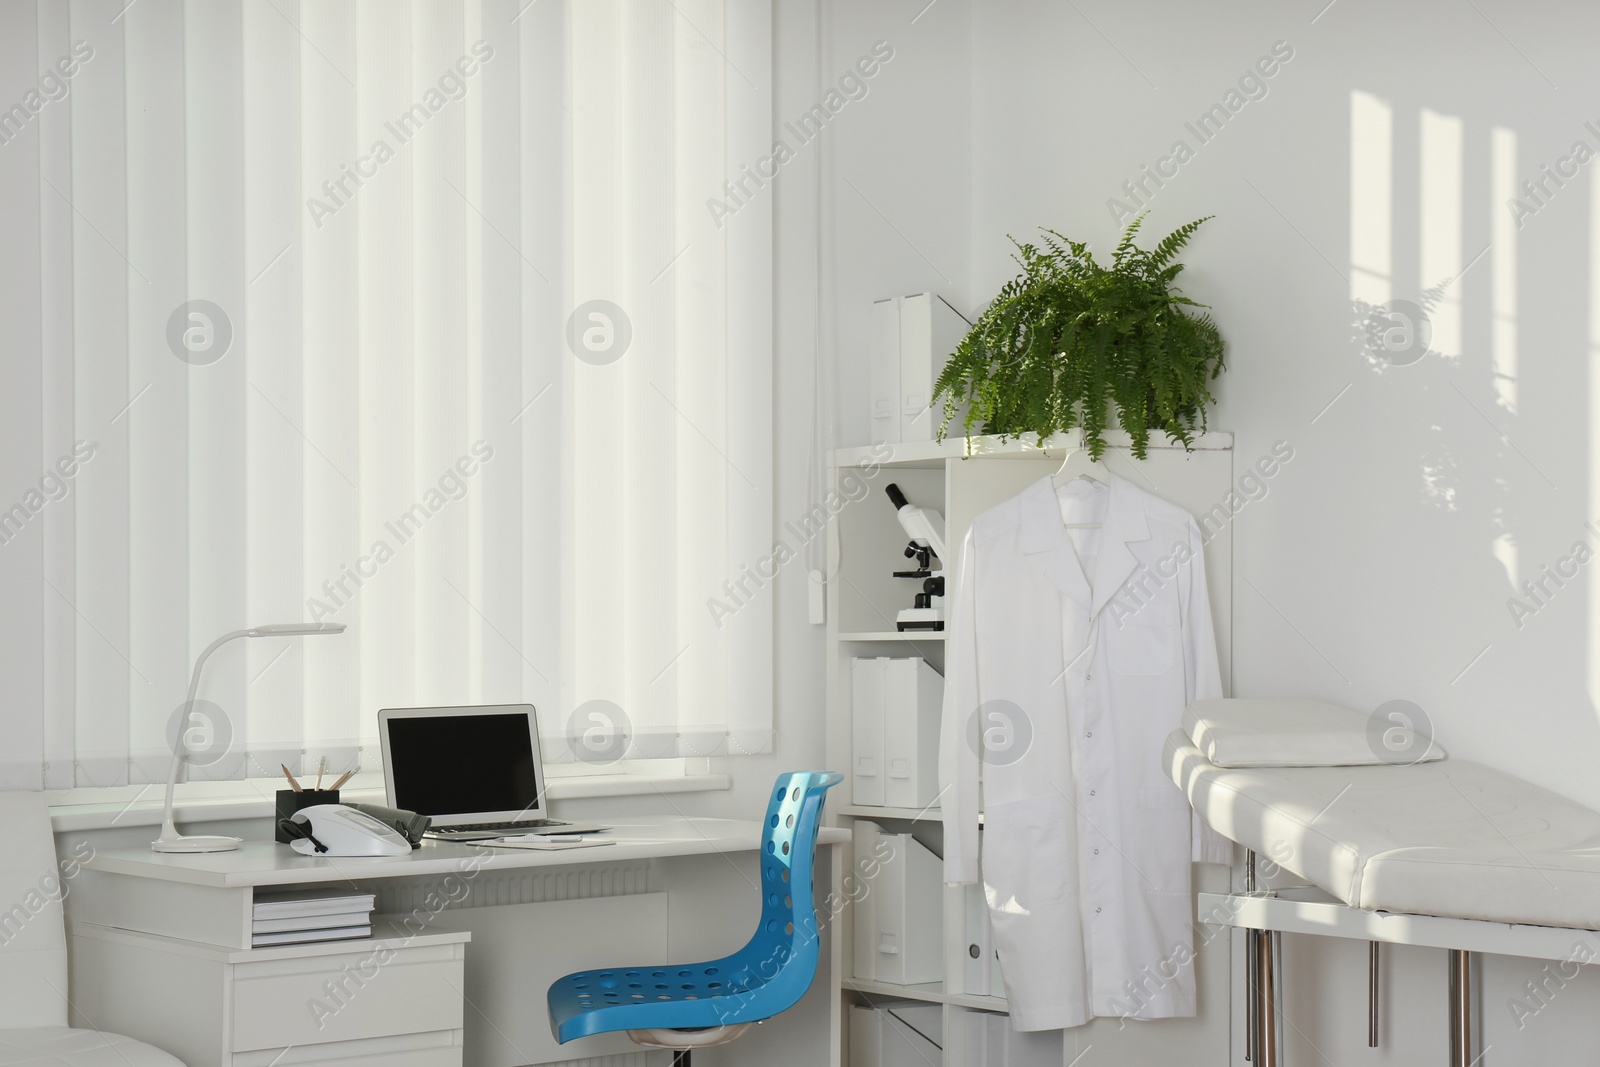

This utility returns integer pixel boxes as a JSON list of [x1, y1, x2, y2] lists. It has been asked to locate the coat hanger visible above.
[[1050, 429, 1108, 530]]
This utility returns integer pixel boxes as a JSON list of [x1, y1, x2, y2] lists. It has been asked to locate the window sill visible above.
[[49, 773, 732, 833]]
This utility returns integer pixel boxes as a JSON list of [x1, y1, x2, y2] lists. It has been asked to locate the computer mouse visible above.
[[286, 804, 412, 857]]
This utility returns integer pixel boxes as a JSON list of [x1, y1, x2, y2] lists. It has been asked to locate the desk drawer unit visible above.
[[72, 921, 469, 1067], [231, 942, 465, 1053]]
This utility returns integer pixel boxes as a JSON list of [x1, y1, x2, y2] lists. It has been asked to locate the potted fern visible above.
[[933, 215, 1224, 460]]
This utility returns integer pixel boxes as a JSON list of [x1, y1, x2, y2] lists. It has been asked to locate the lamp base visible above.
[[151, 833, 243, 853]]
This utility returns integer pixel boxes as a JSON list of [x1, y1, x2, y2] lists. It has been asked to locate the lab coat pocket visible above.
[[1108, 615, 1175, 676], [983, 795, 1073, 910], [1138, 785, 1192, 895]]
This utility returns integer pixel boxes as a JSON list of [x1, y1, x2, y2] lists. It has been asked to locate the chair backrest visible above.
[[718, 770, 842, 1023], [0, 791, 69, 1028]]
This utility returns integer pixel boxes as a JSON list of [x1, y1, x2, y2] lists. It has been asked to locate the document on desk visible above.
[[482, 837, 617, 851]]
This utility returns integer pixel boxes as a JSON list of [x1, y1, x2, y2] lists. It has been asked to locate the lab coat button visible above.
[[1089, 790, 1096, 796], [1095, 907, 1102, 914]]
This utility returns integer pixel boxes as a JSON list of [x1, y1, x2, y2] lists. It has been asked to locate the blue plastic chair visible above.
[[547, 771, 843, 1064]]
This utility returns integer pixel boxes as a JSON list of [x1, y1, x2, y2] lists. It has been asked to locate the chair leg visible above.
[[671, 1051, 692, 1067]]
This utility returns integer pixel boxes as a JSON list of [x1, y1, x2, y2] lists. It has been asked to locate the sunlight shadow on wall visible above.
[[1420, 108, 1463, 360], [1349, 90, 1392, 309], [1588, 170, 1600, 709], [1492, 126, 1519, 588]]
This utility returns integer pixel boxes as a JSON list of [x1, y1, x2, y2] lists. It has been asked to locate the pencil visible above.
[[315, 756, 326, 790], [281, 764, 302, 792], [330, 770, 355, 791]]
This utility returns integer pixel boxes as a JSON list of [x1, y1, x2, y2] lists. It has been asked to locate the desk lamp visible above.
[[152, 622, 347, 853]]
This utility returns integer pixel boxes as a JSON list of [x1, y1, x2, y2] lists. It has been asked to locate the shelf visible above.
[[843, 976, 1008, 1012], [832, 429, 1234, 470], [837, 630, 946, 642], [836, 804, 943, 822]]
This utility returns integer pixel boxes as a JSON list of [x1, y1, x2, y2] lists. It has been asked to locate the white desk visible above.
[[69, 816, 850, 1067]]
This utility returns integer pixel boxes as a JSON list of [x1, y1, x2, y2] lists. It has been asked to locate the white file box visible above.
[[899, 292, 971, 442], [852, 657, 888, 806], [852, 821, 942, 986], [850, 1003, 943, 1067], [870, 297, 902, 444], [851, 656, 943, 810], [956, 1009, 1062, 1067], [884, 657, 942, 809]]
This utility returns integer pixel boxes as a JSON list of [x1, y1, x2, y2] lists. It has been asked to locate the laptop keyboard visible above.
[[439, 818, 569, 834]]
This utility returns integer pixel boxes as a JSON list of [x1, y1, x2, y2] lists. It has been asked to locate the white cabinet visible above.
[[72, 919, 467, 1067]]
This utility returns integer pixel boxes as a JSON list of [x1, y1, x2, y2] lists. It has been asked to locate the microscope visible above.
[[885, 484, 946, 631]]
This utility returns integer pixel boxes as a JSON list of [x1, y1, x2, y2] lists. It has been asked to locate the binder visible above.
[[961, 1008, 990, 1067], [870, 297, 902, 444], [992, 931, 1005, 1000], [883, 657, 942, 809], [851, 658, 888, 807], [963, 882, 993, 996], [983, 1011, 1063, 1067], [898, 292, 971, 443]]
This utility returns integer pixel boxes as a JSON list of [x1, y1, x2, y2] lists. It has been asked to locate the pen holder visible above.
[[274, 790, 340, 843]]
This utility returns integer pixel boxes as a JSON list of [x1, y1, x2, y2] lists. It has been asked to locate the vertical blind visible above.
[[0, 0, 774, 790]]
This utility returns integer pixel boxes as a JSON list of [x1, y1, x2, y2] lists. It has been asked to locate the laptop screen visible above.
[[384, 707, 543, 820]]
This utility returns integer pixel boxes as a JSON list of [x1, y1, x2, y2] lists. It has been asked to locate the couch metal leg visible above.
[[1256, 928, 1279, 1067], [1245, 928, 1258, 1062], [1245, 851, 1259, 1063], [1448, 949, 1473, 1067], [1369, 941, 1381, 1048]]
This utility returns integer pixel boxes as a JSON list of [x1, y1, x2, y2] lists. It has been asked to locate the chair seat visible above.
[[548, 958, 766, 1042], [0, 1027, 184, 1066]]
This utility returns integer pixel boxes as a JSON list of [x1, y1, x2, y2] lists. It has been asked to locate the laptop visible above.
[[379, 703, 609, 841]]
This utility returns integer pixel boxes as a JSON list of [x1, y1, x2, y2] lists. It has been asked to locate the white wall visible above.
[[811, 0, 1600, 1062]]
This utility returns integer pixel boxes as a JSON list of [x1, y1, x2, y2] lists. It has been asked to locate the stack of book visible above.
[[251, 888, 375, 947]]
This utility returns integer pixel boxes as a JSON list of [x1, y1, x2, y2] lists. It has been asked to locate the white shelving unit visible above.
[[824, 431, 1238, 1067]]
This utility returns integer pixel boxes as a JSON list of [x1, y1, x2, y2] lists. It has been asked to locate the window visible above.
[[0, 0, 773, 790]]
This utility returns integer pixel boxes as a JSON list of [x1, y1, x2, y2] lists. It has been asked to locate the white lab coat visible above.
[[939, 474, 1231, 1032]]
